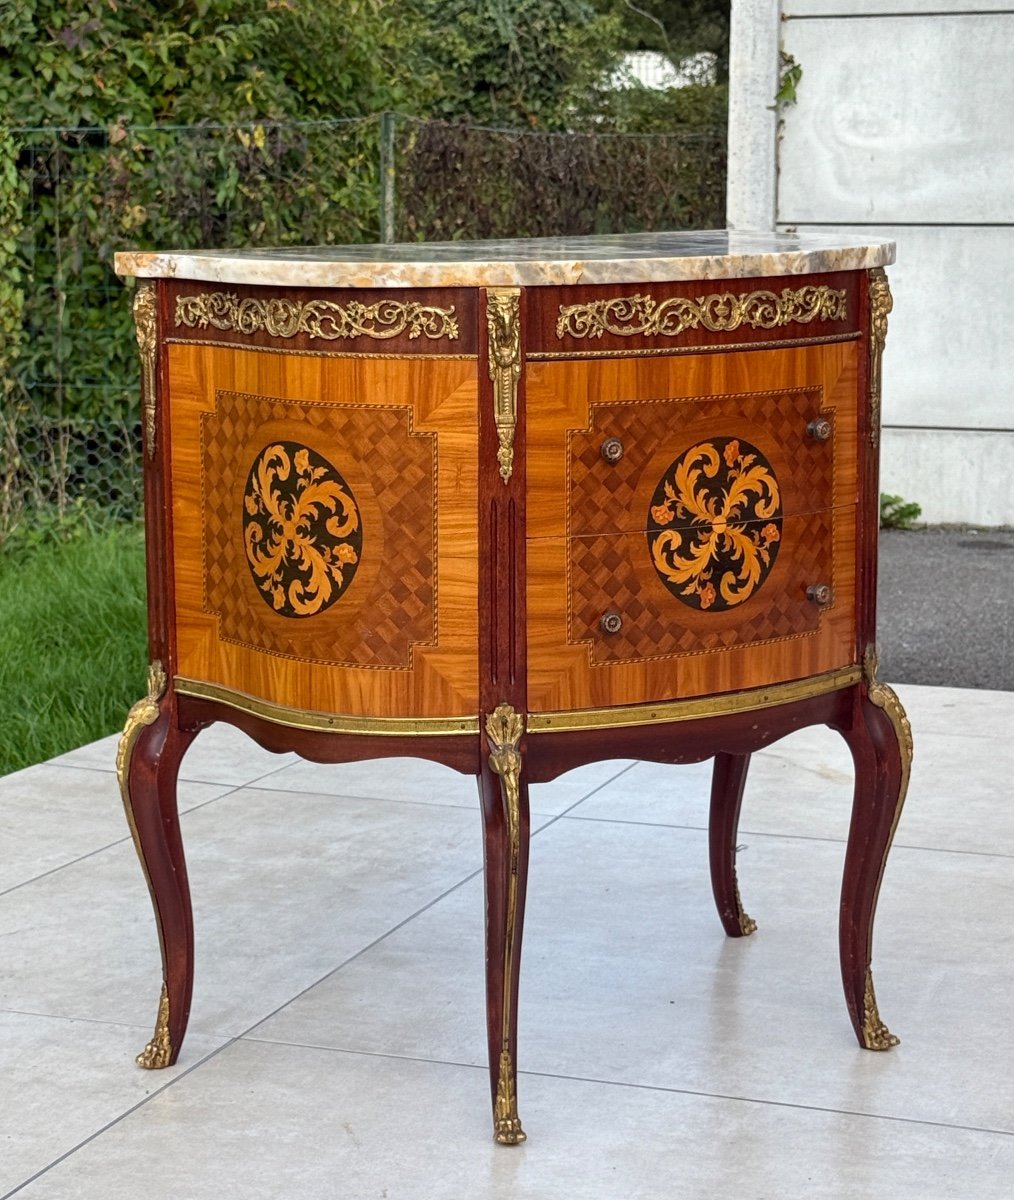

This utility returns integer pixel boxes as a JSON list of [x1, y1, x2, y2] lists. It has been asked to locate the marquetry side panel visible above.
[[167, 343, 479, 718]]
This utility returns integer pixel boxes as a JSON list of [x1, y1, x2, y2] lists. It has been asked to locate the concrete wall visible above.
[[728, 0, 1014, 525]]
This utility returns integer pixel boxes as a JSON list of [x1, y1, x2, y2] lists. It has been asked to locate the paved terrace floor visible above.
[[2, 682, 1012, 1198]]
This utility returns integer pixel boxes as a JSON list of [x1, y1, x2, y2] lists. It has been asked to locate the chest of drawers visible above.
[[116, 232, 910, 1144]]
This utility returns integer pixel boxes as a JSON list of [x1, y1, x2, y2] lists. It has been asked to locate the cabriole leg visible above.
[[708, 751, 757, 937], [478, 704, 530, 1146], [837, 662, 912, 1050], [117, 663, 199, 1068]]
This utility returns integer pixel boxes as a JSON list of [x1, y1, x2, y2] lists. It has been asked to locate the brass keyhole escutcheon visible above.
[[600, 437, 624, 464], [806, 418, 832, 442], [600, 610, 623, 635], [807, 582, 833, 607]]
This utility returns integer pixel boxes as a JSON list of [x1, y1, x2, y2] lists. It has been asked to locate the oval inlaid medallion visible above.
[[646, 438, 782, 612], [243, 441, 362, 618]]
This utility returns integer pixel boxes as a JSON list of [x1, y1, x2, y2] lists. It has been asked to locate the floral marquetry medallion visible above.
[[243, 442, 362, 619], [647, 438, 783, 612]]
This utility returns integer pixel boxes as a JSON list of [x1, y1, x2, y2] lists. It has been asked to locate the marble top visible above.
[[115, 230, 895, 289]]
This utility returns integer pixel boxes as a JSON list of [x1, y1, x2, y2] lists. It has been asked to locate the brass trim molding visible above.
[[858, 644, 911, 1051], [164, 337, 475, 361], [526, 666, 862, 733], [174, 677, 479, 736], [485, 703, 527, 1145], [132, 282, 158, 458], [862, 645, 913, 816], [485, 289, 521, 484], [174, 292, 459, 342], [556, 285, 848, 342], [116, 661, 168, 835], [861, 967, 900, 1051], [734, 882, 758, 937], [528, 330, 860, 361], [116, 661, 174, 1069], [136, 984, 173, 1069], [867, 269, 892, 449]]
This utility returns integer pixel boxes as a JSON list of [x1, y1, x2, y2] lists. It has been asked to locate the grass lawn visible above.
[[0, 523, 148, 776]]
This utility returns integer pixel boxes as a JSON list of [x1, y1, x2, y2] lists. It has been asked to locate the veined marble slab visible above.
[[115, 230, 894, 289]]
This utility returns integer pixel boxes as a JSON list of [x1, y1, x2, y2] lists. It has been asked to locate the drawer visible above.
[[526, 341, 859, 541], [568, 390, 841, 540], [526, 505, 857, 713]]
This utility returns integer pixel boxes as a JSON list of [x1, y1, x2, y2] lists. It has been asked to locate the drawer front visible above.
[[569, 388, 839, 539], [527, 506, 856, 712], [527, 341, 858, 541], [167, 342, 479, 719], [570, 509, 844, 663]]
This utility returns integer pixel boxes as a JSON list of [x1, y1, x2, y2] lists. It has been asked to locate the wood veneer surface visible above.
[[168, 343, 479, 718], [525, 342, 860, 711]]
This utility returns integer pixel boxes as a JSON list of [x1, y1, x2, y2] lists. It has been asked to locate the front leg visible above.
[[836, 657, 912, 1050], [478, 704, 530, 1145], [117, 663, 199, 1068]]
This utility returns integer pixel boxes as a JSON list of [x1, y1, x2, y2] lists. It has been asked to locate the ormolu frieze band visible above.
[[174, 292, 459, 341], [556, 285, 848, 341]]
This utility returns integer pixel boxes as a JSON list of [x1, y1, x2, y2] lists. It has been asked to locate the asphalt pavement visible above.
[[877, 526, 1014, 690]]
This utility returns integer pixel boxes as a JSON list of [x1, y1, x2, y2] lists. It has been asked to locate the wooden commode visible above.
[[115, 231, 910, 1144]]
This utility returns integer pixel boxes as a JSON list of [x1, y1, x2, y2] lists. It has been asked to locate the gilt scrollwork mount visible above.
[[485, 289, 522, 484], [867, 269, 893, 449], [174, 292, 459, 342], [132, 282, 158, 458], [556, 284, 848, 342], [484, 703, 527, 1145]]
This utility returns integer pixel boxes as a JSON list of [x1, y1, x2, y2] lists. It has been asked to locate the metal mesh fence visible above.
[[1, 114, 726, 546], [392, 117, 725, 240], [2, 117, 381, 545]]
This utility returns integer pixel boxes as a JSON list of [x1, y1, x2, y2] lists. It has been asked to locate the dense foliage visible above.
[[0, 1, 433, 126], [396, 118, 725, 240], [414, 0, 623, 127]]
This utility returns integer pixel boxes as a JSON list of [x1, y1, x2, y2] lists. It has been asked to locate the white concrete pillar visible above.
[[727, 0, 782, 231]]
